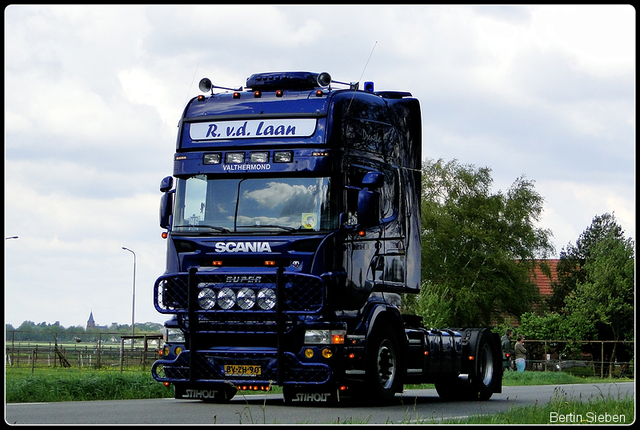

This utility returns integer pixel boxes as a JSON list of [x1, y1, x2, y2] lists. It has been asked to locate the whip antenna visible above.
[[358, 41, 377, 84], [183, 63, 199, 107], [347, 41, 377, 113]]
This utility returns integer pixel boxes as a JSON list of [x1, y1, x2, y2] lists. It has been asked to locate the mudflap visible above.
[[174, 382, 238, 402], [282, 385, 340, 405]]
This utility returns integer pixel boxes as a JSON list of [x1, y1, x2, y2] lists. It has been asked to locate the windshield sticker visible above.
[[301, 213, 317, 229], [190, 119, 317, 141]]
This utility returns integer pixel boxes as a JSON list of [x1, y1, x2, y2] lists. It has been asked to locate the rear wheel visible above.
[[465, 329, 499, 400], [434, 328, 499, 401]]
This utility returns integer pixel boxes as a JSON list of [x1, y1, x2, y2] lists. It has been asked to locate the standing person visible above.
[[515, 336, 527, 372], [501, 329, 514, 372]]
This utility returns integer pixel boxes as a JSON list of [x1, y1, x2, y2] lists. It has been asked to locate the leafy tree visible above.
[[517, 311, 596, 359], [417, 158, 554, 327], [565, 231, 634, 374], [548, 213, 625, 312]]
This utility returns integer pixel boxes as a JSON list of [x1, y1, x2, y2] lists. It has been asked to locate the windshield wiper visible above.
[[175, 225, 231, 233], [237, 225, 297, 232]]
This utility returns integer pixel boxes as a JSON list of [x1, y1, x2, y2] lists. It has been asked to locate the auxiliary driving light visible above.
[[226, 153, 245, 164], [203, 153, 222, 164], [257, 288, 276, 310], [217, 287, 236, 310], [250, 152, 269, 163], [237, 287, 256, 310], [197, 288, 216, 310], [273, 151, 293, 163]]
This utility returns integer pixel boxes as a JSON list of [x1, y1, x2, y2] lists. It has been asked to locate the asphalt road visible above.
[[5, 382, 634, 425]]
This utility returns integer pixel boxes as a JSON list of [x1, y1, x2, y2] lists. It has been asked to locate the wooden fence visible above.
[[507, 339, 634, 378], [5, 332, 163, 373]]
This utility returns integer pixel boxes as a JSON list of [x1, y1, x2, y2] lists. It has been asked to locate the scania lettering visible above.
[[152, 71, 502, 403], [214, 242, 272, 253]]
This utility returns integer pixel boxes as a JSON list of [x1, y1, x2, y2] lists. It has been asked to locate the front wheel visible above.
[[364, 326, 403, 402]]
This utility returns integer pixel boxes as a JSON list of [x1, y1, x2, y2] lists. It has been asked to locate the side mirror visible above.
[[159, 192, 174, 229], [160, 176, 173, 193], [361, 171, 384, 188]]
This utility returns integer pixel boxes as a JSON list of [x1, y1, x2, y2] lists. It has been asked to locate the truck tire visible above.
[[365, 326, 402, 402], [467, 328, 499, 401], [434, 328, 499, 401]]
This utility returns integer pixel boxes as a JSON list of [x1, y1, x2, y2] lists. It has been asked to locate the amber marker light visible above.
[[358, 230, 366, 237], [331, 334, 345, 344], [212, 261, 223, 266], [265, 260, 276, 266], [162, 232, 168, 239]]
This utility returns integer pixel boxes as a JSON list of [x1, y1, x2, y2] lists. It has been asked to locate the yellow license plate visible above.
[[224, 364, 262, 376]]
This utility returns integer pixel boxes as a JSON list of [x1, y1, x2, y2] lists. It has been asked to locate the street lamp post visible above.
[[122, 247, 136, 348]]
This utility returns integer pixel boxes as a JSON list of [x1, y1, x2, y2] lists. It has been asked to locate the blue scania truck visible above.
[[151, 71, 502, 403]]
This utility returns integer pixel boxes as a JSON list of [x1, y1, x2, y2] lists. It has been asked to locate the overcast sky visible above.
[[4, 5, 635, 329]]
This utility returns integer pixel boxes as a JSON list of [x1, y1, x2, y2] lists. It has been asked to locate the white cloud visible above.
[[537, 180, 635, 253], [530, 5, 634, 78]]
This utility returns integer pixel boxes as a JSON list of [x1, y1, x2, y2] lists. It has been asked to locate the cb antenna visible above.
[[358, 40, 377, 86], [346, 41, 377, 113]]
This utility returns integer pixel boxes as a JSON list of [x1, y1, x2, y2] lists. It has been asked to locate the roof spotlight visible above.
[[317, 72, 332, 87]]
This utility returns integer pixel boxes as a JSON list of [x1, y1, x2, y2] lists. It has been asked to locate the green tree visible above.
[[548, 213, 625, 312], [417, 158, 554, 327], [565, 231, 634, 375]]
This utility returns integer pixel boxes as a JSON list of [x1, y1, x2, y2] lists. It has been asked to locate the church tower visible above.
[[86, 311, 96, 329]]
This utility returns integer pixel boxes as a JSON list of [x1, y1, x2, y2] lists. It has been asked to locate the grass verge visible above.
[[5, 368, 173, 403], [440, 388, 634, 424]]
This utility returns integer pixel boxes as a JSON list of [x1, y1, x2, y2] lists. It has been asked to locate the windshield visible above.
[[174, 175, 337, 233]]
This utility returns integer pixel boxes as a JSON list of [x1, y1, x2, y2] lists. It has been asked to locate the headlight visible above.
[[304, 330, 330, 345], [237, 287, 256, 310], [217, 287, 236, 310], [198, 288, 217, 310], [257, 288, 276, 310], [166, 328, 185, 343], [304, 329, 346, 345]]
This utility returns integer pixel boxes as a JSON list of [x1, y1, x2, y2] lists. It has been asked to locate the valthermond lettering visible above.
[[214, 242, 272, 253], [223, 164, 271, 171], [190, 119, 317, 141]]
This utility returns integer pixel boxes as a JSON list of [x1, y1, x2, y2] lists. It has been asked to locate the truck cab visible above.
[[151, 71, 501, 403]]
